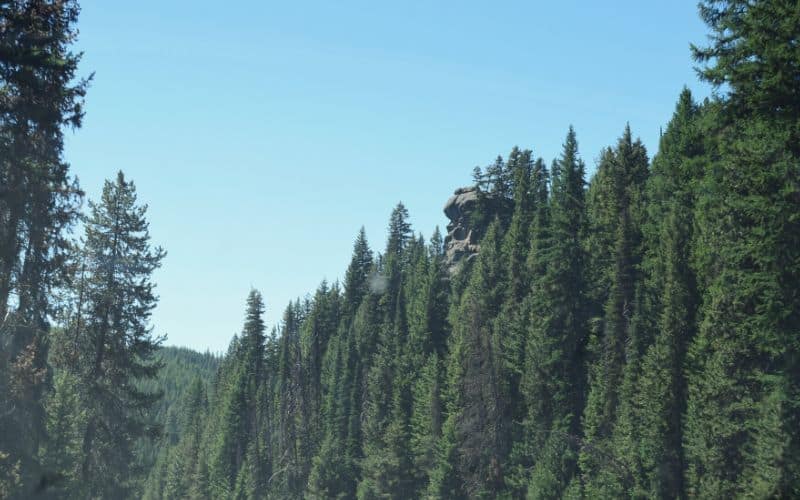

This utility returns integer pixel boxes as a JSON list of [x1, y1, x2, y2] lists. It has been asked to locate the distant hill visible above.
[[135, 346, 221, 485]]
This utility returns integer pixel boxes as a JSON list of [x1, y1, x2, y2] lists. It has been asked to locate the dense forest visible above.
[[1, 0, 799, 498]]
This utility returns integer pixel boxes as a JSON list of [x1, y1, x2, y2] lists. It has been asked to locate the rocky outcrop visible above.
[[443, 187, 481, 273]]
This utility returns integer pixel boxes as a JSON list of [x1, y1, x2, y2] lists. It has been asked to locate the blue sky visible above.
[[65, 1, 711, 352]]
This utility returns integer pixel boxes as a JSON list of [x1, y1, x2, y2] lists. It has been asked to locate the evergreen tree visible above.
[[485, 155, 510, 200], [684, 115, 800, 498], [307, 235, 370, 500], [0, 1, 88, 489], [520, 127, 587, 499], [692, 0, 800, 126], [208, 291, 268, 498], [300, 281, 341, 467], [208, 363, 247, 498], [358, 204, 418, 499], [344, 227, 373, 316], [40, 368, 86, 496], [428, 229, 450, 358], [495, 149, 533, 441], [410, 353, 443, 491], [502, 146, 533, 304], [632, 88, 705, 498], [681, 3, 800, 496], [158, 377, 209, 499], [437, 221, 508, 497], [309, 230, 375, 499], [526, 157, 551, 280], [49, 172, 166, 498], [17, 3, 799, 497], [273, 301, 306, 498], [580, 126, 648, 497]]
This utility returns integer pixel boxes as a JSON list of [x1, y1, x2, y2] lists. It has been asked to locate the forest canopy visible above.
[[1, 1, 799, 499]]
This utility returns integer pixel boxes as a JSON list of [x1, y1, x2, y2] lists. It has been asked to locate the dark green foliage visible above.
[[636, 208, 692, 497], [684, 115, 800, 498], [133, 348, 220, 500], [520, 128, 587, 499], [680, 3, 800, 497], [136, 347, 220, 476], [38, 172, 166, 498], [502, 146, 534, 303], [495, 150, 534, 444], [205, 290, 270, 499], [358, 205, 419, 499], [307, 230, 376, 499], [693, 0, 800, 124], [437, 221, 510, 498], [471, 153, 516, 233], [632, 88, 705, 499], [0, 1, 88, 492], [580, 125, 649, 498]]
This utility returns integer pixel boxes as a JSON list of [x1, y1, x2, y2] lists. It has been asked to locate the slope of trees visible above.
[[1, 0, 799, 498]]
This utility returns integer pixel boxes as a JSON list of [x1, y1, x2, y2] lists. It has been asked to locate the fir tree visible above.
[[520, 127, 587, 499], [580, 126, 648, 497], [55, 172, 166, 498], [358, 205, 417, 499], [344, 227, 374, 316], [681, 3, 800, 496], [684, 110, 800, 499], [208, 291, 268, 498], [310, 230, 377, 498], [633, 88, 705, 498], [438, 221, 508, 497], [0, 1, 88, 488], [692, 0, 800, 125]]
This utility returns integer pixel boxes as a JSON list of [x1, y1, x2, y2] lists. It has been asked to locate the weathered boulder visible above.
[[443, 187, 481, 273]]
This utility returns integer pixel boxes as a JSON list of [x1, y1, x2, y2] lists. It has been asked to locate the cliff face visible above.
[[443, 187, 481, 273]]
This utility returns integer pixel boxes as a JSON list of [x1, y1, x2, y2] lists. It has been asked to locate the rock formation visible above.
[[443, 187, 481, 273]]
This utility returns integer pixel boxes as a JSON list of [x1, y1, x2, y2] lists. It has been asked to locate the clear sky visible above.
[[64, 1, 712, 353]]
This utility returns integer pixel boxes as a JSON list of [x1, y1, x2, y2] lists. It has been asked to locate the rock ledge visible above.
[[443, 187, 481, 272]]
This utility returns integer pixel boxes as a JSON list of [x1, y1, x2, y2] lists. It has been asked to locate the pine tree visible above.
[[158, 377, 209, 499], [437, 221, 508, 497], [50, 172, 166, 498], [526, 157, 551, 280], [681, 3, 800, 496], [636, 207, 692, 496], [208, 291, 268, 498], [501, 146, 533, 303], [426, 228, 450, 357], [0, 2, 88, 489], [580, 126, 648, 497], [485, 155, 511, 200], [344, 227, 374, 316], [692, 0, 800, 126], [494, 149, 534, 448], [309, 230, 375, 499], [358, 204, 418, 499], [308, 332, 359, 499], [40, 368, 86, 496], [632, 88, 705, 498], [684, 115, 800, 498], [272, 301, 307, 498], [520, 127, 587, 499], [308, 233, 371, 500], [209, 353, 248, 497], [410, 353, 443, 491], [300, 281, 341, 468]]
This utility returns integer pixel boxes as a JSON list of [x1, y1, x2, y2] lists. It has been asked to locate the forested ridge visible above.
[[1, 0, 799, 498]]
